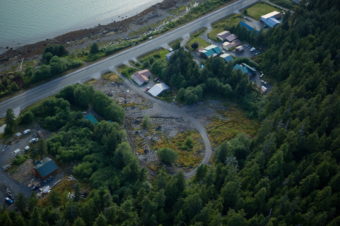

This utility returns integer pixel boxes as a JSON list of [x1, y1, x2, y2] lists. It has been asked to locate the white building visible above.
[[148, 83, 169, 97]]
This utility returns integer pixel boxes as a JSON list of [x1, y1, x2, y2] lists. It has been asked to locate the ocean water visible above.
[[0, 0, 162, 49]]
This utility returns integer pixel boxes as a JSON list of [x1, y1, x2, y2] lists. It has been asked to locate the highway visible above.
[[0, 0, 258, 117]]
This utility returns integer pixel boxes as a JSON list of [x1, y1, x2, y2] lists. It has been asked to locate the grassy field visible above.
[[186, 37, 210, 51], [207, 107, 259, 147], [245, 2, 280, 20], [117, 64, 138, 78], [101, 72, 122, 83], [153, 130, 204, 168], [138, 48, 169, 65], [186, 28, 210, 51], [208, 14, 242, 41]]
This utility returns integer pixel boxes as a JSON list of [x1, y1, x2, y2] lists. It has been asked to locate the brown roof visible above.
[[226, 34, 238, 42]]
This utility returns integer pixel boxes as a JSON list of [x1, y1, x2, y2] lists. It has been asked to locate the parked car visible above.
[[23, 129, 31, 135], [15, 132, 22, 137], [24, 146, 30, 151], [29, 138, 39, 144], [4, 197, 14, 205]]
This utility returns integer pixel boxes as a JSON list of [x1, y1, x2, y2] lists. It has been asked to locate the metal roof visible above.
[[34, 157, 58, 177]]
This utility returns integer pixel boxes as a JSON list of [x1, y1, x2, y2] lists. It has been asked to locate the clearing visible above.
[[245, 2, 280, 20]]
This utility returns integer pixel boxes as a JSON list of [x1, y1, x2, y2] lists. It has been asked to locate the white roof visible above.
[[261, 11, 280, 19], [220, 53, 231, 58], [205, 44, 218, 50], [148, 83, 169, 97]]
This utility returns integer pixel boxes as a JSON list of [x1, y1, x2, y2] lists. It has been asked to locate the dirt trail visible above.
[[117, 74, 213, 178]]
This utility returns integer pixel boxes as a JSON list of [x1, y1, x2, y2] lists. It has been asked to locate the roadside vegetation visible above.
[[207, 14, 242, 41], [185, 28, 209, 51], [116, 64, 138, 78]]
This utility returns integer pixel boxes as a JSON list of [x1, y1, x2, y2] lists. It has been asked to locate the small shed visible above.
[[217, 31, 231, 41], [225, 34, 238, 42], [34, 157, 58, 179], [220, 53, 234, 62], [148, 83, 169, 97]]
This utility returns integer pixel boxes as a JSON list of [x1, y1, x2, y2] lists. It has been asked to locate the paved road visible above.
[[0, 0, 258, 117]]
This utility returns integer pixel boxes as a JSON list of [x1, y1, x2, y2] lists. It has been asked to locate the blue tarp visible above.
[[84, 113, 98, 124]]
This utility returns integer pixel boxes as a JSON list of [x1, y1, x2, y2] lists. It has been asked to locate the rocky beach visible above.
[[0, 0, 187, 63]]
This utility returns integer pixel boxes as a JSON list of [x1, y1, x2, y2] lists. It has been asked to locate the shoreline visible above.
[[0, 0, 163, 52], [0, 0, 183, 62]]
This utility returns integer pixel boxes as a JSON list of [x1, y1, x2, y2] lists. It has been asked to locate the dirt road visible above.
[[118, 75, 212, 178]]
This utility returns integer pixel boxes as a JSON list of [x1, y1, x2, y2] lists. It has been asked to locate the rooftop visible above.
[[34, 157, 58, 178]]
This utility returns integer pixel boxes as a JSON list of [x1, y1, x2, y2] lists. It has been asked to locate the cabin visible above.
[[132, 69, 151, 86], [33, 157, 59, 179]]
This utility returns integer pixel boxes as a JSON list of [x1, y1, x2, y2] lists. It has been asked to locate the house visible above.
[[233, 63, 257, 77], [34, 157, 58, 179], [220, 53, 234, 62], [148, 83, 170, 97], [225, 34, 238, 42], [132, 69, 151, 86], [217, 31, 231, 41], [199, 45, 222, 58], [222, 39, 241, 50], [260, 11, 281, 28]]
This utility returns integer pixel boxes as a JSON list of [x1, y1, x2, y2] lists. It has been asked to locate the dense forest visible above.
[[1, 0, 340, 225]]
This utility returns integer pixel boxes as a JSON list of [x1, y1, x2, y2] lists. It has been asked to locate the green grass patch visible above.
[[208, 14, 242, 41], [207, 107, 259, 147], [245, 2, 280, 20], [186, 36, 210, 51], [138, 48, 169, 65], [117, 65, 138, 78], [169, 38, 183, 50], [153, 130, 204, 168]]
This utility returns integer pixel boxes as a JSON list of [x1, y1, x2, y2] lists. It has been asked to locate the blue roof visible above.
[[220, 54, 234, 62], [212, 46, 222, 54], [35, 158, 58, 177], [84, 113, 98, 124], [234, 64, 249, 75], [240, 21, 255, 31], [264, 17, 280, 28]]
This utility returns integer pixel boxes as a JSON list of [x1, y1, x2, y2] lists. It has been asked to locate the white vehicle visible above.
[[23, 129, 31, 135], [14, 149, 21, 155], [24, 146, 30, 151], [15, 132, 22, 137], [250, 47, 256, 52], [29, 138, 39, 144]]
